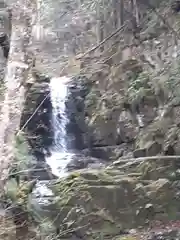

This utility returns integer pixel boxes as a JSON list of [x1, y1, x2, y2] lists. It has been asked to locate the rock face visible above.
[[61, 1, 180, 162], [20, 72, 53, 160], [77, 56, 180, 160], [66, 75, 92, 150], [83, 143, 133, 161], [12, 132, 56, 181]]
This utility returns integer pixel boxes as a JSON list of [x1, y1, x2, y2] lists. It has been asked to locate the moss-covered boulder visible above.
[[34, 163, 179, 239]]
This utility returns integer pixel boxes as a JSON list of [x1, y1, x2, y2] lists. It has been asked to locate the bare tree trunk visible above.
[[102, 0, 111, 49], [112, 0, 118, 29], [133, 0, 140, 26], [0, 1, 36, 238], [120, 0, 124, 26], [96, 2, 104, 52]]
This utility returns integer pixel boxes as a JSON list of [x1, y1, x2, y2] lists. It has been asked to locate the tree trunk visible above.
[[133, 0, 140, 26], [102, 0, 111, 48], [0, 0, 36, 237], [112, 0, 118, 29], [120, 0, 124, 26], [96, 2, 104, 52]]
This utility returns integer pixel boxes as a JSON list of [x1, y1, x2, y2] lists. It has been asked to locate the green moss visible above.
[[136, 117, 172, 148], [137, 161, 154, 180], [166, 62, 180, 105], [116, 237, 138, 240], [4, 178, 34, 206], [43, 166, 180, 238], [86, 88, 101, 109], [13, 132, 32, 171], [127, 71, 154, 106]]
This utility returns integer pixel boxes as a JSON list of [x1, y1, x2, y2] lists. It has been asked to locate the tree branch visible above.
[[76, 21, 129, 59], [138, 0, 180, 42]]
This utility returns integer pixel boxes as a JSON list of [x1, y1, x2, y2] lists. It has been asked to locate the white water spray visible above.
[[46, 76, 74, 177]]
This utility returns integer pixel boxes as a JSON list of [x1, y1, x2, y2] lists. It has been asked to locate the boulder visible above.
[[39, 167, 178, 239], [66, 154, 106, 171], [133, 148, 146, 158], [133, 141, 162, 158], [82, 144, 133, 161], [22, 153, 180, 239], [145, 141, 162, 156]]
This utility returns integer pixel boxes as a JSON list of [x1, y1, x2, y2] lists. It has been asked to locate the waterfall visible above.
[[50, 76, 68, 151], [46, 76, 74, 177]]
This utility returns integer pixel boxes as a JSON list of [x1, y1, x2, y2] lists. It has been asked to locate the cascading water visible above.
[[45, 76, 74, 177], [33, 76, 76, 199], [50, 76, 68, 151]]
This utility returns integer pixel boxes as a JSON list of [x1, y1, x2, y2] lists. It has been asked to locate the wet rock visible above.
[[83, 146, 123, 161], [20, 75, 53, 157], [133, 142, 162, 158], [133, 148, 146, 158], [82, 144, 133, 161], [66, 154, 105, 171], [164, 145, 175, 155], [66, 75, 91, 150], [28, 161, 57, 181], [146, 141, 162, 156]]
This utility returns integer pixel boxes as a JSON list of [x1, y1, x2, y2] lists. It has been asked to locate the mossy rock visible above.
[[136, 117, 173, 148], [136, 157, 180, 181], [44, 168, 180, 238]]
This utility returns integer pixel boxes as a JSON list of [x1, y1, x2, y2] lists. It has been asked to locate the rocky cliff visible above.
[[72, 0, 180, 162]]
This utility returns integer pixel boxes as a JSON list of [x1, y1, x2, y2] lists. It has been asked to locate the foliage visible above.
[[166, 62, 180, 105], [85, 88, 101, 113], [4, 132, 34, 204], [13, 132, 32, 171], [127, 72, 153, 105]]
